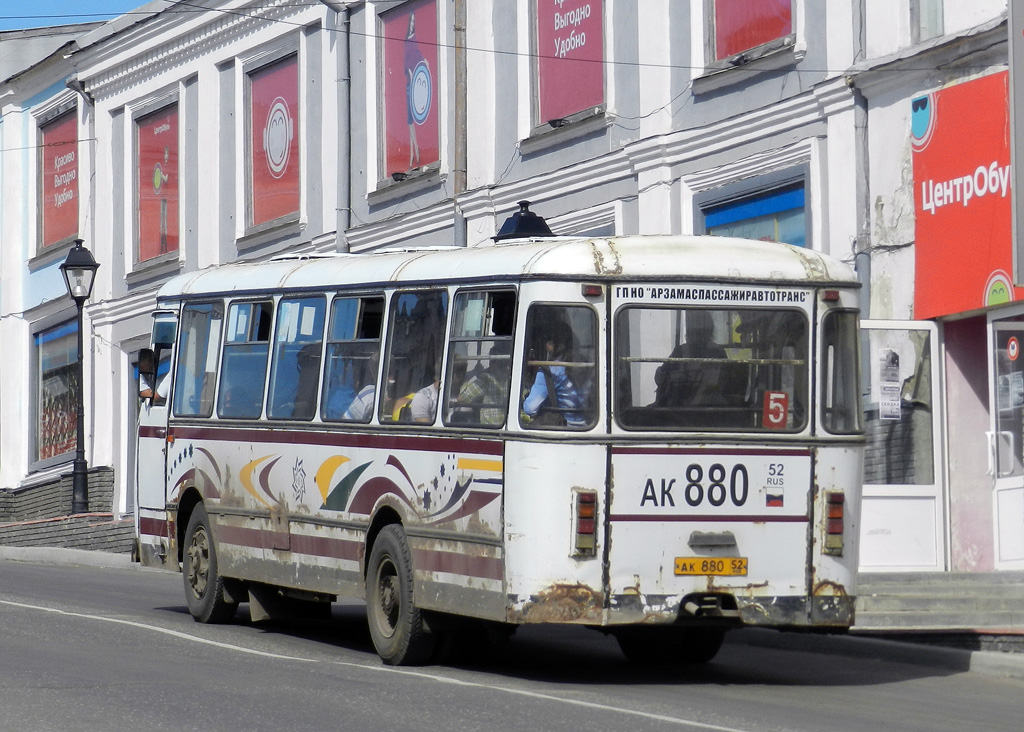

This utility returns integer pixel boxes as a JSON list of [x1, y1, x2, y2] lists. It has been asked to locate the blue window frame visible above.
[[705, 183, 805, 248]]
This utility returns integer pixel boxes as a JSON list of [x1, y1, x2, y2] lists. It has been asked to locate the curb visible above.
[[0, 545, 135, 570], [730, 627, 1024, 681]]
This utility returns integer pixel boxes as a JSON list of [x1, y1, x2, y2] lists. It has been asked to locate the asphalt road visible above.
[[1, 552, 1022, 732]]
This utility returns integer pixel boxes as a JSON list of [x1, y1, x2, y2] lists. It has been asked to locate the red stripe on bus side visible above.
[[139, 517, 169, 537], [216, 524, 361, 559], [215, 524, 502, 581], [413, 548, 504, 582], [289, 533, 363, 561], [609, 514, 808, 523], [168, 425, 504, 456]]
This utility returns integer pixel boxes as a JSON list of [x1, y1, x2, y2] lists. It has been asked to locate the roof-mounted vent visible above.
[[492, 201, 554, 242]]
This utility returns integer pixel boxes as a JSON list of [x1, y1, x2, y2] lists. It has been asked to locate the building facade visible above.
[[0, 0, 1020, 573]]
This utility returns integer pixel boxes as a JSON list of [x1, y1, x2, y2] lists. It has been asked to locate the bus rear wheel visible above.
[[366, 524, 435, 665], [615, 627, 726, 664], [182, 503, 237, 624]]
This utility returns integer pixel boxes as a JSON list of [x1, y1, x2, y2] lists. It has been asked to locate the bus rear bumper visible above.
[[607, 591, 856, 629]]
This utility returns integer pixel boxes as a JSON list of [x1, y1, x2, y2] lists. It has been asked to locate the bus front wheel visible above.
[[366, 524, 435, 665], [182, 503, 237, 624]]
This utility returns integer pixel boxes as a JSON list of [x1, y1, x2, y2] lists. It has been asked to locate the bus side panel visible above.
[[167, 426, 508, 614], [503, 440, 607, 625], [409, 535, 506, 622]]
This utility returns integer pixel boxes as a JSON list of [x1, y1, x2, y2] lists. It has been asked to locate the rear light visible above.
[[574, 491, 598, 556], [822, 289, 841, 302], [823, 491, 844, 556]]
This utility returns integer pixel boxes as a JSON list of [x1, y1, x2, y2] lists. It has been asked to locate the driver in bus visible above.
[[653, 310, 725, 409], [138, 350, 168, 406]]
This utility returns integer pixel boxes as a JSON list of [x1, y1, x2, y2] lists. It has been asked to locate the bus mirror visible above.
[[152, 320, 176, 350]]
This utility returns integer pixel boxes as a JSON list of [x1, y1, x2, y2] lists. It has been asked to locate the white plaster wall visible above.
[[944, 0, 1007, 35], [867, 92, 919, 320]]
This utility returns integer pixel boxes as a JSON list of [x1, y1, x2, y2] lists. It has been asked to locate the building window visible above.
[[136, 104, 179, 262], [381, 0, 439, 177], [704, 183, 806, 248], [38, 108, 79, 251], [709, 0, 792, 62], [35, 321, 78, 463], [248, 53, 300, 228], [911, 0, 943, 44], [534, 0, 605, 126]]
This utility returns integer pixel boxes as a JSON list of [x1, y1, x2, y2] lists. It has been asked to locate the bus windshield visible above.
[[615, 306, 808, 431]]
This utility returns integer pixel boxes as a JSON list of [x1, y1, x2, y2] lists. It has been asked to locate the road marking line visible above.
[[0, 598, 750, 732]]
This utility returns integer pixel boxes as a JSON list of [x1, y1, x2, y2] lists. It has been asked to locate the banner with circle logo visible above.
[[382, 0, 439, 178], [251, 54, 299, 226], [137, 104, 179, 261], [912, 71, 1022, 318]]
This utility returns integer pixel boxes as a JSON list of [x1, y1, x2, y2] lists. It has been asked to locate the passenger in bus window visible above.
[[290, 344, 322, 420], [456, 342, 512, 426], [654, 310, 725, 409], [522, 327, 587, 426], [408, 373, 439, 423], [344, 384, 376, 421], [324, 351, 377, 422]]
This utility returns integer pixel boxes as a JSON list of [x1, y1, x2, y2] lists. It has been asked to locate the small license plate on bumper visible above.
[[674, 557, 748, 576]]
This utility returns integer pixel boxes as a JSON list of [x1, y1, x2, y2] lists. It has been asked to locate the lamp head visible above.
[[60, 239, 99, 303]]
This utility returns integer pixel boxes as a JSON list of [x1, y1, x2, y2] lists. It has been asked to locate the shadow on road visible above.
[[155, 600, 966, 688]]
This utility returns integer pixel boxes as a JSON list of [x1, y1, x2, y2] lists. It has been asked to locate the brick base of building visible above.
[[0, 466, 134, 554]]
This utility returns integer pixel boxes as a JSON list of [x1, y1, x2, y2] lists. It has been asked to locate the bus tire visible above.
[[615, 627, 726, 665], [366, 524, 435, 665], [182, 503, 237, 624]]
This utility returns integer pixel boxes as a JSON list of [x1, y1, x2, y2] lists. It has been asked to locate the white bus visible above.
[[136, 226, 863, 665]]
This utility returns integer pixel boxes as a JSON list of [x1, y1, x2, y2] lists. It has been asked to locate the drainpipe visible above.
[[850, 0, 871, 318], [454, 0, 468, 248], [321, 0, 353, 251]]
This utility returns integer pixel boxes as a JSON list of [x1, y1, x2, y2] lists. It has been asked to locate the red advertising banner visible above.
[[714, 0, 792, 60], [382, 0, 439, 177], [912, 71, 1021, 319], [251, 55, 300, 226], [537, 0, 604, 124], [137, 105, 179, 261], [40, 111, 78, 248]]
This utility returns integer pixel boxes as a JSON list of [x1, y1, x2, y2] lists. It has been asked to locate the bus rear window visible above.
[[615, 307, 808, 432]]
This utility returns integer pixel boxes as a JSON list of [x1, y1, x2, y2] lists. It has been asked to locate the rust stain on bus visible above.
[[517, 583, 603, 624], [812, 579, 848, 597]]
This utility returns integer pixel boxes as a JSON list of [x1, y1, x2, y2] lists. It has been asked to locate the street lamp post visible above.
[[60, 240, 99, 515]]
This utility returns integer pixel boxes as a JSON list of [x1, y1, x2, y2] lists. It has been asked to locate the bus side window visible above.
[[172, 302, 224, 418], [381, 290, 448, 424], [218, 301, 273, 419], [322, 296, 384, 422], [519, 304, 597, 429], [267, 296, 326, 421], [444, 290, 516, 427]]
